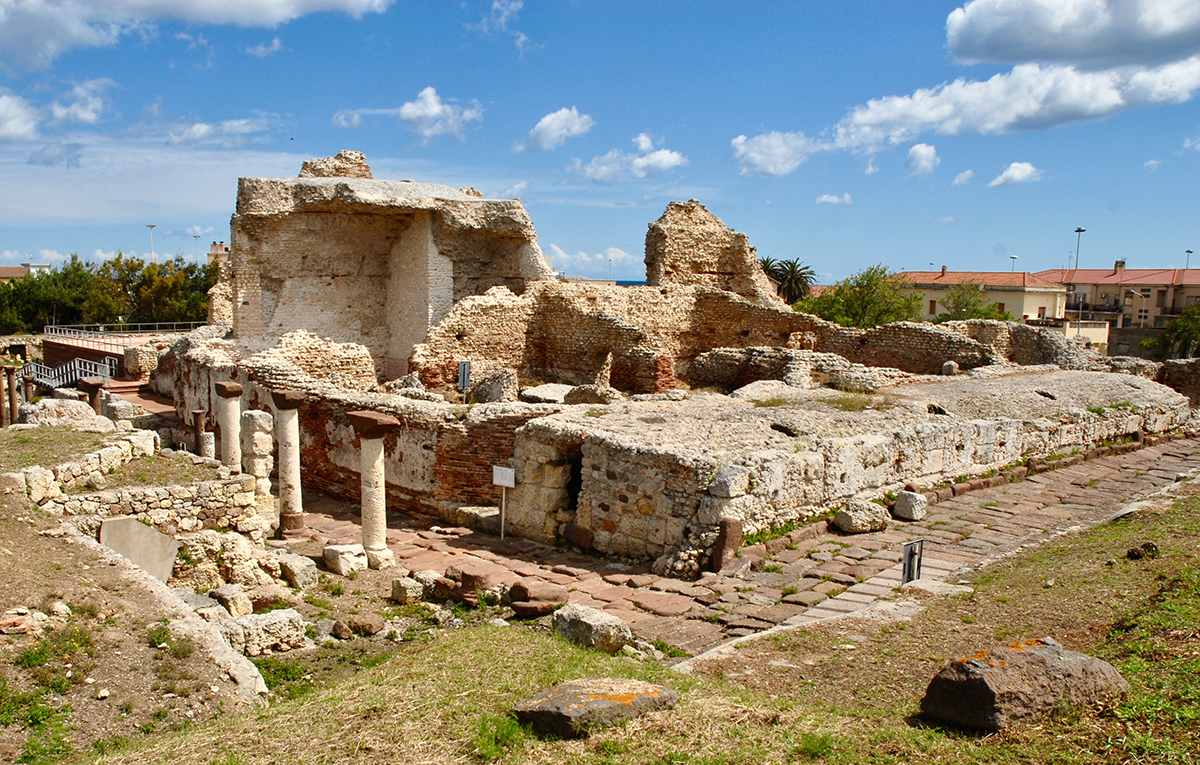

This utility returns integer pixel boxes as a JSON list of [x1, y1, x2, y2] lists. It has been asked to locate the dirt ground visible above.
[[0, 494, 241, 763]]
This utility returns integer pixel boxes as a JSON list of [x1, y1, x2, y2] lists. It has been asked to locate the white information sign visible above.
[[492, 465, 515, 488]]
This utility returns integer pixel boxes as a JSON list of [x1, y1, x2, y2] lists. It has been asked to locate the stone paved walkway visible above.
[[288, 437, 1200, 655]]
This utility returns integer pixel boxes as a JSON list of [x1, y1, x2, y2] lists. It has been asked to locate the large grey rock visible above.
[[519, 383, 574, 404], [276, 552, 318, 590], [551, 604, 631, 654], [513, 678, 679, 738], [22, 465, 61, 504], [221, 608, 308, 657], [19, 398, 96, 427], [99, 517, 180, 582], [563, 384, 623, 405], [920, 637, 1129, 731], [833, 499, 889, 534], [892, 490, 928, 521], [322, 543, 367, 576]]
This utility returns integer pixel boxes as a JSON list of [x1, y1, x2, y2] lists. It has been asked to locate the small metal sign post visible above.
[[902, 539, 925, 584], [457, 361, 471, 393], [492, 465, 515, 540]]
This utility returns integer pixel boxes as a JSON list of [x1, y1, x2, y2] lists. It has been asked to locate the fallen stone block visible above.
[[210, 584, 254, 618], [276, 552, 318, 589], [519, 383, 574, 404], [224, 608, 308, 657], [892, 490, 928, 521], [833, 499, 889, 534], [551, 604, 632, 654], [563, 384, 623, 405], [920, 637, 1128, 731], [390, 576, 424, 605], [99, 517, 179, 582], [508, 578, 568, 617], [514, 678, 679, 738], [323, 543, 367, 576]]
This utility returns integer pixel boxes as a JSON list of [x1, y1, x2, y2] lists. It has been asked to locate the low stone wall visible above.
[[0, 429, 159, 504], [687, 347, 921, 392], [43, 474, 262, 540]]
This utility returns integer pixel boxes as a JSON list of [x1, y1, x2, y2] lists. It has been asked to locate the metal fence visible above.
[[22, 357, 116, 389], [43, 322, 205, 353]]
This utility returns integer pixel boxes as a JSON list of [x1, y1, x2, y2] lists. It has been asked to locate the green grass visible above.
[[14, 625, 93, 671], [67, 453, 221, 494], [473, 714, 529, 761], [0, 428, 108, 472], [751, 397, 793, 408]]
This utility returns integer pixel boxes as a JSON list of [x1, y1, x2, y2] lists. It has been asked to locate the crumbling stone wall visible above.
[[687, 347, 919, 392], [229, 159, 553, 376], [644, 200, 779, 306], [1159, 358, 1200, 406]]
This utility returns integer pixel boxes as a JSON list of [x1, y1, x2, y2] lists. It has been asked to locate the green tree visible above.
[[1142, 305, 1200, 359], [773, 259, 816, 303], [934, 283, 1011, 322], [794, 265, 922, 328], [758, 257, 778, 277]]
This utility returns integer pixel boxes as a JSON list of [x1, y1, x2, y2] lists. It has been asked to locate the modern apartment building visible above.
[[896, 266, 1068, 321], [1036, 261, 1200, 328]]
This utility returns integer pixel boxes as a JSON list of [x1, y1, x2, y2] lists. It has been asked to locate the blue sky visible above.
[[1, 0, 1198, 281]]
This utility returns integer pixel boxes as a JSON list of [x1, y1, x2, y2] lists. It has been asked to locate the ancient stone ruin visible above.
[[150, 149, 1200, 585]]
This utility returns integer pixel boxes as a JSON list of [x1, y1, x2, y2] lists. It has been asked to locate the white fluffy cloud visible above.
[[246, 37, 283, 57], [547, 243, 631, 278], [947, 0, 1200, 68], [906, 142, 940, 174], [573, 134, 687, 182], [953, 169, 975, 185], [815, 192, 852, 206], [50, 79, 114, 124], [527, 106, 593, 150], [334, 86, 483, 141], [0, 1, 393, 68], [1185, 135, 1200, 150], [0, 90, 38, 139], [988, 161, 1041, 187], [864, 156, 878, 175], [1144, 158, 1162, 170], [168, 117, 273, 146], [730, 131, 829, 175]]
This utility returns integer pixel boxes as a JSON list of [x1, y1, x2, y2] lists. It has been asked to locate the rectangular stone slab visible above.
[[99, 517, 181, 582]]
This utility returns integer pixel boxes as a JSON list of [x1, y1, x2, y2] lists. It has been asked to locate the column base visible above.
[[279, 512, 307, 538], [365, 547, 396, 570]]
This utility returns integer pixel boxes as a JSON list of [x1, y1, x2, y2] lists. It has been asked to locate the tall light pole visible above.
[[145, 224, 158, 266], [1073, 226, 1086, 335], [1009, 254, 1018, 272], [1187, 249, 1194, 270]]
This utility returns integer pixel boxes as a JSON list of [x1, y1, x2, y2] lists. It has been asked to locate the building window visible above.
[[1140, 288, 1151, 298], [928, 299, 936, 315], [1037, 306, 1046, 318], [1137, 308, 1149, 322]]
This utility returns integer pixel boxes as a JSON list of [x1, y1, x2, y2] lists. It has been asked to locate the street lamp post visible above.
[[1009, 254, 1018, 272], [1187, 249, 1194, 270], [1073, 227, 1086, 335], [146, 224, 157, 266]]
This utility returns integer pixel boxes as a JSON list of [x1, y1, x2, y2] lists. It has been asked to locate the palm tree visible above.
[[773, 259, 816, 303], [758, 257, 779, 279]]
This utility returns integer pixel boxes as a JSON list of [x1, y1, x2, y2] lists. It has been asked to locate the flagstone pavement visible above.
[[285, 437, 1200, 655]]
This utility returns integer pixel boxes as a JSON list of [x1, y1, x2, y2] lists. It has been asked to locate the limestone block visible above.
[[519, 383, 574, 404], [276, 552, 318, 589], [323, 543, 367, 576], [514, 678, 678, 739], [366, 548, 396, 570], [231, 608, 308, 657], [709, 465, 751, 498], [99, 517, 180, 582], [390, 576, 424, 604], [833, 499, 889, 534], [210, 584, 254, 617], [22, 466, 60, 504], [893, 490, 928, 521], [563, 385, 623, 405], [551, 604, 632, 654]]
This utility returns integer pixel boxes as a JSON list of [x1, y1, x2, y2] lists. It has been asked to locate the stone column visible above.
[[190, 409, 208, 455], [77, 376, 105, 416], [271, 389, 306, 536], [22, 374, 34, 405], [240, 409, 276, 526], [347, 410, 400, 569], [0, 372, 8, 427], [4, 367, 17, 424], [213, 381, 243, 470]]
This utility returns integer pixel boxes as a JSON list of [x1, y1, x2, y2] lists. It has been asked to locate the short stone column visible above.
[[22, 374, 34, 405], [0, 373, 8, 427], [240, 409, 276, 521], [213, 381, 243, 470], [347, 410, 400, 569], [4, 367, 17, 424], [77, 376, 105, 416], [271, 389, 306, 536], [190, 408, 208, 456]]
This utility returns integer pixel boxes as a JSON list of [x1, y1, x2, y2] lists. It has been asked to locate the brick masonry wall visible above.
[[1159, 358, 1200, 406]]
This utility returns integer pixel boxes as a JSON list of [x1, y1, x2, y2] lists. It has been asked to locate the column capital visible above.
[[214, 380, 244, 398], [76, 376, 106, 393], [271, 389, 306, 410], [347, 410, 401, 440]]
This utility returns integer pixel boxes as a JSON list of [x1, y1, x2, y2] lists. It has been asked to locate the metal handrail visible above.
[[45, 321, 205, 335], [21, 357, 116, 390]]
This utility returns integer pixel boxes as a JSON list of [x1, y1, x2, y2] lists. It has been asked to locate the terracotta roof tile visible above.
[[895, 271, 1064, 289], [1035, 268, 1200, 287]]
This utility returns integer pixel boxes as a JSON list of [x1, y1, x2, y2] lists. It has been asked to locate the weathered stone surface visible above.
[[298, 149, 373, 178], [276, 552, 318, 589], [942, 360, 960, 376], [513, 678, 679, 738], [552, 604, 632, 654], [563, 384, 623, 405], [644, 199, 778, 306], [468, 366, 519, 403], [19, 398, 96, 427], [520, 383, 574, 404], [210, 584, 254, 618], [920, 637, 1129, 731], [323, 543, 367, 576], [222, 608, 308, 657], [892, 490, 928, 521], [507, 578, 568, 618], [390, 576, 424, 604], [833, 499, 889, 534], [98, 517, 180, 582]]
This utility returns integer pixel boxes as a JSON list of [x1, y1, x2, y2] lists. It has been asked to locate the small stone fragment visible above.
[[833, 499, 889, 534], [892, 490, 928, 521], [514, 678, 679, 738]]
